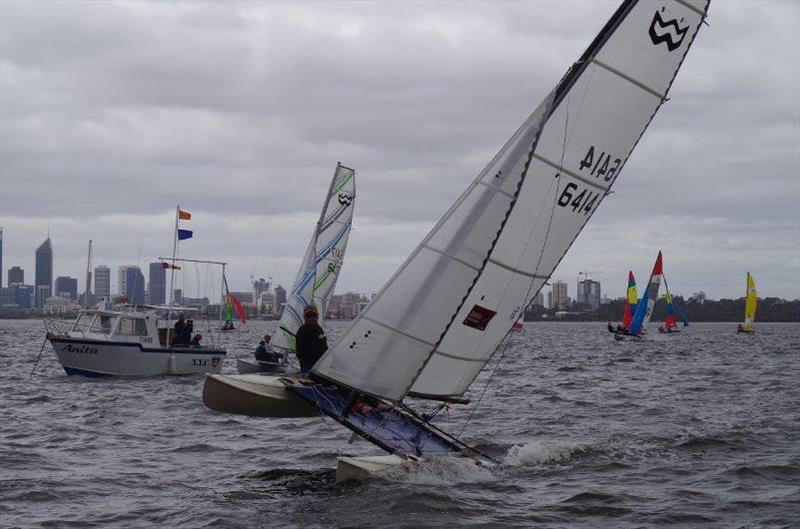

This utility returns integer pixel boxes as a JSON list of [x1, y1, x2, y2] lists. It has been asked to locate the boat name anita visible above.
[[63, 344, 99, 354]]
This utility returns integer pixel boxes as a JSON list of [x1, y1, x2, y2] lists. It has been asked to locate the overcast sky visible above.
[[1, 0, 798, 302]]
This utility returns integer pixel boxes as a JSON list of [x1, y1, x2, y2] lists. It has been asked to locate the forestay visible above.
[[274, 163, 356, 351], [314, 0, 710, 401]]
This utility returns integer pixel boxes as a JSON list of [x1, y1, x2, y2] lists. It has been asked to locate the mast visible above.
[[166, 205, 179, 347], [219, 263, 226, 321], [84, 240, 93, 310]]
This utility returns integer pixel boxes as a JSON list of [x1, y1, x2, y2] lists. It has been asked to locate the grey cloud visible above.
[[1, 0, 797, 300]]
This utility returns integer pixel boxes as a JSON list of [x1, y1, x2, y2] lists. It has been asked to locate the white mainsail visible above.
[[313, 0, 710, 401], [273, 163, 356, 352]]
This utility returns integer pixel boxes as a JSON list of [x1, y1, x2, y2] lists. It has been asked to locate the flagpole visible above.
[[166, 205, 179, 348]]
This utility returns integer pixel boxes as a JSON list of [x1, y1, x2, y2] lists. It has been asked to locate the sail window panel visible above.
[[410, 354, 485, 398], [314, 320, 435, 401], [360, 247, 481, 343], [411, 265, 545, 397], [426, 184, 518, 271], [595, 1, 705, 94], [534, 65, 661, 188]]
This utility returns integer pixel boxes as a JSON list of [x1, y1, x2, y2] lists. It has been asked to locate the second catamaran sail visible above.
[[629, 251, 663, 336], [313, 0, 710, 401], [273, 163, 356, 353]]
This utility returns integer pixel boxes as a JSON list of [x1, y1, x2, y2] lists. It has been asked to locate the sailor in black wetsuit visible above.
[[295, 305, 327, 374]]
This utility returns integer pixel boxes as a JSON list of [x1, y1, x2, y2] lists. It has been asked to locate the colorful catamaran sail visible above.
[[738, 272, 757, 333], [222, 274, 247, 330], [659, 276, 679, 333], [629, 251, 663, 337], [272, 163, 356, 353], [623, 271, 638, 329]]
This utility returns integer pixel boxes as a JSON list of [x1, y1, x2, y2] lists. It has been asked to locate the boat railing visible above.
[[43, 319, 68, 337]]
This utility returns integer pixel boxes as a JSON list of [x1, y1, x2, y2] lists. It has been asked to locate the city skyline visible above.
[[0, 230, 794, 305], [0, 2, 798, 300]]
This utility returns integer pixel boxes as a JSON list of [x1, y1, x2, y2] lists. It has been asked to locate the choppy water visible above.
[[1, 320, 798, 528]]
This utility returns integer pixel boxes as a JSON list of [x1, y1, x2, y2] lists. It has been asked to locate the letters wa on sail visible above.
[[273, 163, 356, 352], [313, 0, 711, 402]]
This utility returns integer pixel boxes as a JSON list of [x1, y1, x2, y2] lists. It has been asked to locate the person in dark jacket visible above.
[[173, 313, 191, 346], [295, 305, 327, 373]]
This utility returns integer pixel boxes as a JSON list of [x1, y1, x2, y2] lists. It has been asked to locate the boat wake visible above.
[[503, 439, 589, 467]]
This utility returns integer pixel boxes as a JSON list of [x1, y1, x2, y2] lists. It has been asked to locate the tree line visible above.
[[524, 296, 800, 322]]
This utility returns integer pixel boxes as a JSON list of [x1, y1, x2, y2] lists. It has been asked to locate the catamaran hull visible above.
[[202, 374, 317, 418], [48, 336, 225, 376], [336, 455, 412, 482]]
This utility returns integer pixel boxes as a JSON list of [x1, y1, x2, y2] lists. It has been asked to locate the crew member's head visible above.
[[303, 305, 319, 322]]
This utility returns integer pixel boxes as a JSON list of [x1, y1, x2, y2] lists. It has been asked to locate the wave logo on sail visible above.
[[648, 8, 689, 52], [338, 193, 354, 206]]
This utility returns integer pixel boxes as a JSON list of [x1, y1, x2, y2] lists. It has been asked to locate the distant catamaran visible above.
[[205, 0, 710, 480], [737, 272, 757, 333]]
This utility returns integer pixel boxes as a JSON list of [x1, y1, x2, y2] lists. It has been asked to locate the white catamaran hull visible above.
[[49, 336, 225, 376], [336, 455, 412, 483], [202, 374, 317, 418]]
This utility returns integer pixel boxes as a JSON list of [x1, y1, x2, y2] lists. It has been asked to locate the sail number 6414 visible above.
[[557, 183, 600, 216]]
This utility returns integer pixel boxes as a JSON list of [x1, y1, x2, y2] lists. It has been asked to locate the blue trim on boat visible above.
[[49, 336, 226, 355]]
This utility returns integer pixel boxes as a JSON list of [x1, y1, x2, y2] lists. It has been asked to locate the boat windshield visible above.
[[117, 317, 148, 337], [90, 315, 116, 335], [71, 313, 95, 334]]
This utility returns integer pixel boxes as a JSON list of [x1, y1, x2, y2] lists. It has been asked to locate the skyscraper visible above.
[[551, 281, 569, 311], [35, 237, 53, 307], [148, 262, 166, 305], [274, 284, 287, 317], [55, 276, 78, 299], [577, 279, 602, 310], [8, 266, 24, 286], [94, 265, 111, 299], [118, 266, 144, 304]]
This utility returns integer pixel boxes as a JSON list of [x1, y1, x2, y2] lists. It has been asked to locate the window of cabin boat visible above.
[[72, 312, 95, 332], [90, 315, 116, 335], [117, 317, 148, 337]]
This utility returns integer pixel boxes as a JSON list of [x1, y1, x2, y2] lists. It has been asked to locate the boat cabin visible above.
[[68, 309, 192, 348]]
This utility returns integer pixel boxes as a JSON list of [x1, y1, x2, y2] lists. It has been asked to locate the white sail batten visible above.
[[273, 164, 356, 352], [411, 0, 710, 397], [314, 0, 710, 401]]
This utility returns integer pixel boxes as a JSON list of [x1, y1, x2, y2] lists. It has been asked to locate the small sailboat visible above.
[[609, 271, 637, 334], [205, 0, 710, 480], [220, 274, 246, 332], [737, 272, 757, 333], [206, 163, 355, 386], [658, 276, 680, 333], [617, 251, 663, 341]]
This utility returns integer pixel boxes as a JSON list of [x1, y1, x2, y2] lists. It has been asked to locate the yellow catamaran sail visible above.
[[739, 272, 757, 333]]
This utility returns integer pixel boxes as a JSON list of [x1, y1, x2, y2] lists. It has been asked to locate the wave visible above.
[[503, 439, 590, 466]]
